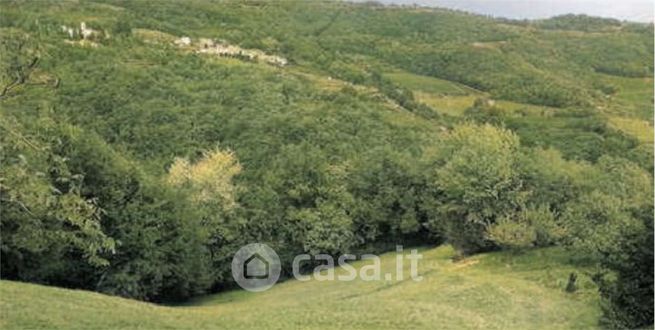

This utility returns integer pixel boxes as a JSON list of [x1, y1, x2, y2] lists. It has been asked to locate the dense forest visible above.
[[0, 1, 653, 328]]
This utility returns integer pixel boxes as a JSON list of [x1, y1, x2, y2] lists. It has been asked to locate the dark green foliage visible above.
[[348, 148, 434, 245], [597, 210, 654, 329], [0, 116, 114, 283], [535, 14, 621, 32], [0, 114, 216, 301], [566, 273, 578, 293]]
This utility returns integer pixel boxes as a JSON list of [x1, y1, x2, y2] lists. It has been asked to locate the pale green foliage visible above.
[[486, 205, 564, 250], [523, 206, 565, 246], [435, 123, 522, 205], [167, 148, 242, 210], [486, 216, 536, 250]]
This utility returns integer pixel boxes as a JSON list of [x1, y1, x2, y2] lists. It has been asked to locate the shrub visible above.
[[486, 216, 536, 251], [429, 123, 527, 254]]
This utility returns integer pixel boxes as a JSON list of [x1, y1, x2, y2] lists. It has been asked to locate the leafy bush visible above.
[[486, 206, 563, 250], [597, 210, 654, 329], [428, 123, 527, 254], [486, 216, 536, 251], [0, 116, 115, 282]]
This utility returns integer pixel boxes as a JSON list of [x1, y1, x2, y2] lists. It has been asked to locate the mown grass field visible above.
[[0, 246, 601, 329], [384, 71, 472, 95]]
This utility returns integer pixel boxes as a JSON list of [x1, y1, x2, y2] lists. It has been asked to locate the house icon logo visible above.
[[244, 253, 269, 279], [231, 243, 281, 292]]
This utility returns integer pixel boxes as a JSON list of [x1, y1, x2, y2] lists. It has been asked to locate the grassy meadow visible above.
[[0, 246, 600, 329]]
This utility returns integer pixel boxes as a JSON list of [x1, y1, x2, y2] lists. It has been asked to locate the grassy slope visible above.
[[0, 246, 600, 329], [601, 75, 654, 147]]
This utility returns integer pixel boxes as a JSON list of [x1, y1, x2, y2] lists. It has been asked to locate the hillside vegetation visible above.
[[0, 0, 652, 328], [0, 246, 601, 329]]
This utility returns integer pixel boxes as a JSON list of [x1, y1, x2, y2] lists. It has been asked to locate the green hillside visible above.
[[0, 246, 601, 329], [1, 0, 652, 328]]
